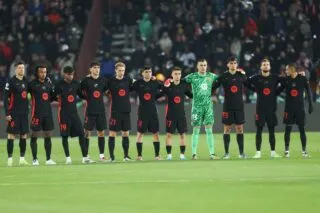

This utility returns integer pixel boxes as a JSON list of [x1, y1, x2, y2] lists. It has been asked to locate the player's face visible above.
[[37, 68, 47, 81], [285, 66, 296, 76], [64, 72, 74, 81], [197, 61, 207, 74], [261, 61, 271, 73], [90, 65, 100, 78], [142, 69, 152, 80], [15, 64, 25, 77], [115, 66, 125, 78], [171, 70, 181, 81], [227, 61, 238, 71]]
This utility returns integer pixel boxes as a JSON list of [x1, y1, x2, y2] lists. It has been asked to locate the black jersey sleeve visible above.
[[276, 76, 286, 95], [304, 76, 313, 113], [212, 75, 222, 91], [3, 79, 13, 116], [185, 83, 193, 98], [246, 74, 257, 92]]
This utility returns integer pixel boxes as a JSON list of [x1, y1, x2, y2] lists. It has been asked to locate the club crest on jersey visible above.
[[21, 91, 27, 99], [144, 93, 151, 101], [290, 89, 298, 97], [67, 95, 75, 103], [42, 86, 46, 90], [93, 90, 101, 98], [94, 83, 98, 88], [118, 89, 126, 96], [292, 83, 296, 87], [230, 85, 238, 93], [173, 96, 181, 104], [21, 84, 25, 88], [263, 88, 271, 95], [42, 92, 49, 100], [200, 83, 208, 90]]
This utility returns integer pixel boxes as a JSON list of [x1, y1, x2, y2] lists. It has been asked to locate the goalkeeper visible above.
[[165, 59, 219, 160]]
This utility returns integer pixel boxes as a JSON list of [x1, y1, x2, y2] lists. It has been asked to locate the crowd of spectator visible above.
[[0, 0, 320, 102]]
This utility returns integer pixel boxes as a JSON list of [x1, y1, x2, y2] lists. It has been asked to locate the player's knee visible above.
[[7, 134, 15, 140], [97, 131, 105, 137], [166, 133, 172, 138], [235, 125, 243, 134], [137, 132, 143, 141], [44, 131, 51, 138], [31, 131, 38, 138], [179, 133, 185, 140], [205, 127, 212, 134], [122, 131, 129, 137], [84, 130, 90, 138], [20, 134, 27, 139], [153, 132, 159, 141], [224, 126, 231, 134], [109, 131, 116, 137]]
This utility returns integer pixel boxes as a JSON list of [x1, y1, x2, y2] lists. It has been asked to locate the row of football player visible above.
[[4, 57, 313, 166]]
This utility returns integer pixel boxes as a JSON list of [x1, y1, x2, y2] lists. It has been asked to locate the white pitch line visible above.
[[0, 176, 319, 187]]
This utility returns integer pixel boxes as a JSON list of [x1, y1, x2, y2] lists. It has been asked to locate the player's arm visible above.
[[80, 78, 88, 99], [276, 76, 286, 95], [245, 74, 256, 92], [155, 80, 166, 99], [304, 77, 313, 114], [183, 73, 193, 83], [3, 80, 13, 120], [185, 83, 193, 99], [76, 82, 85, 99], [211, 75, 222, 91]]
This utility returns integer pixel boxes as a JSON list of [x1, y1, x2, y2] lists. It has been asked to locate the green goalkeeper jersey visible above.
[[184, 72, 218, 107]]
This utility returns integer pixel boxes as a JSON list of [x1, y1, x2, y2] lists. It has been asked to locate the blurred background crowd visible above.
[[0, 0, 319, 102]]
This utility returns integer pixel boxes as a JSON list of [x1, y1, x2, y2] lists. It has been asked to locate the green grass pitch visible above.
[[0, 132, 319, 213]]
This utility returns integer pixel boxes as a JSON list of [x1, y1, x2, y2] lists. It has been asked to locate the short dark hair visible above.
[[63, 66, 74, 73], [227, 56, 237, 63], [260, 57, 270, 64], [171, 66, 182, 73], [34, 65, 46, 78], [89, 61, 100, 68], [14, 61, 24, 67]]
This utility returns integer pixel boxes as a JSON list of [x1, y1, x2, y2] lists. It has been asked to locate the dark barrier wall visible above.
[[0, 103, 318, 138]]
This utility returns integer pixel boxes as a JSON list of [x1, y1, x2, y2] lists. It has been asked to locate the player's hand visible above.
[[46, 77, 52, 84], [6, 115, 12, 122], [298, 71, 306, 76], [151, 76, 156, 81], [308, 106, 313, 114], [237, 68, 246, 75], [164, 78, 172, 87], [86, 74, 91, 77]]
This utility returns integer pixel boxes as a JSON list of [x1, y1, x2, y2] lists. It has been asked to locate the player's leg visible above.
[[18, 134, 29, 165], [43, 116, 56, 165], [165, 118, 176, 160], [203, 107, 218, 159], [191, 108, 202, 159], [108, 130, 117, 161], [6, 133, 15, 166], [222, 111, 232, 159], [284, 125, 292, 157], [96, 115, 107, 161], [97, 130, 106, 161], [223, 125, 231, 159], [149, 114, 161, 160], [152, 132, 161, 160], [253, 126, 263, 158], [136, 132, 144, 160], [43, 130, 56, 165], [19, 115, 29, 165], [30, 130, 39, 165], [266, 113, 280, 157], [177, 117, 187, 160], [60, 116, 71, 164], [121, 113, 131, 161], [235, 124, 246, 158], [165, 132, 173, 160], [179, 133, 186, 160], [235, 110, 246, 158], [297, 111, 308, 157], [83, 115, 95, 160], [122, 131, 131, 161]]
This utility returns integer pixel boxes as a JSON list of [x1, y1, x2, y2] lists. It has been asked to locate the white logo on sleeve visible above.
[[5, 83, 9, 91]]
